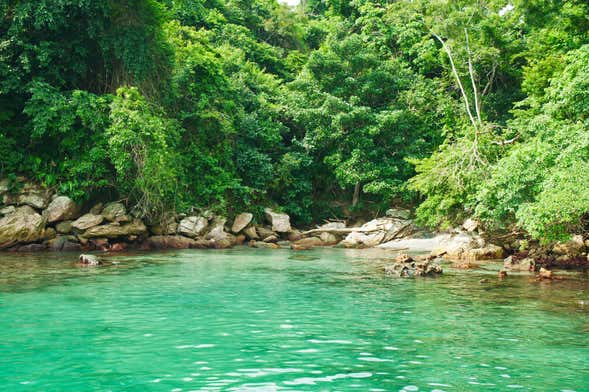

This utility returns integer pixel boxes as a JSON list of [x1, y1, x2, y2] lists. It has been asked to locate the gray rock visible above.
[[503, 255, 535, 272], [43, 196, 80, 223], [552, 235, 585, 256], [178, 216, 208, 238], [232, 213, 253, 233], [56, 221, 73, 234], [319, 232, 339, 245], [264, 208, 291, 233], [0, 206, 49, 249], [101, 202, 128, 222], [72, 213, 104, 231], [263, 235, 279, 243], [341, 217, 412, 248], [462, 218, 480, 232], [205, 217, 233, 243]]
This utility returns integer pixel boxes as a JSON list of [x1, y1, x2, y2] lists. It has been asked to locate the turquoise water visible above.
[[1, 248, 588, 392]]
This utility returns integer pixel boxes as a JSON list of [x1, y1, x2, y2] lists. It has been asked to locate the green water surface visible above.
[[0, 247, 588, 391]]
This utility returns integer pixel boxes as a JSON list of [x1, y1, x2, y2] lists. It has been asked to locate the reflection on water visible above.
[[0, 247, 588, 391]]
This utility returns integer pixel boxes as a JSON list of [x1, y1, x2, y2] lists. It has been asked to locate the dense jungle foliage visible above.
[[1, 0, 588, 241]]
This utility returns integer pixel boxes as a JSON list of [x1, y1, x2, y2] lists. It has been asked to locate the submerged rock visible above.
[[249, 240, 280, 249], [384, 254, 443, 278], [79, 254, 101, 265]]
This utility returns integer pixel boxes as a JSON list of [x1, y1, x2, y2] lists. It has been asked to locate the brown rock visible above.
[[231, 213, 253, 233]]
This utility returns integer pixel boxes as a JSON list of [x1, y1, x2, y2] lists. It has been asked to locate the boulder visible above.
[[101, 202, 129, 222], [264, 208, 291, 233], [319, 232, 339, 245], [432, 232, 486, 259], [82, 219, 147, 239], [205, 217, 235, 247], [43, 196, 80, 223], [0, 206, 50, 249], [463, 244, 504, 261], [340, 217, 413, 248], [538, 267, 553, 280], [385, 208, 411, 220], [384, 254, 443, 278], [257, 227, 276, 239], [243, 226, 259, 240], [340, 231, 385, 248], [287, 230, 303, 242], [552, 235, 585, 256], [177, 216, 208, 238], [232, 213, 253, 233], [56, 221, 73, 234], [72, 213, 104, 231], [292, 237, 324, 249], [249, 241, 280, 249], [462, 218, 480, 232], [235, 234, 247, 245], [79, 254, 101, 266], [263, 235, 279, 243], [503, 255, 535, 272]]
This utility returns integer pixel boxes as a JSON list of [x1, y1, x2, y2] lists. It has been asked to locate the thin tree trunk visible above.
[[352, 182, 361, 207]]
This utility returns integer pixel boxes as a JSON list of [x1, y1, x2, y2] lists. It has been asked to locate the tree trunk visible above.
[[352, 182, 361, 207]]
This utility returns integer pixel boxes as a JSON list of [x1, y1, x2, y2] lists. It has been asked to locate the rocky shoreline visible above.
[[0, 178, 587, 272]]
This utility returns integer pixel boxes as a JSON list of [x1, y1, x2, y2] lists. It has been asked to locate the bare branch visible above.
[[465, 29, 482, 124], [432, 32, 478, 130]]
